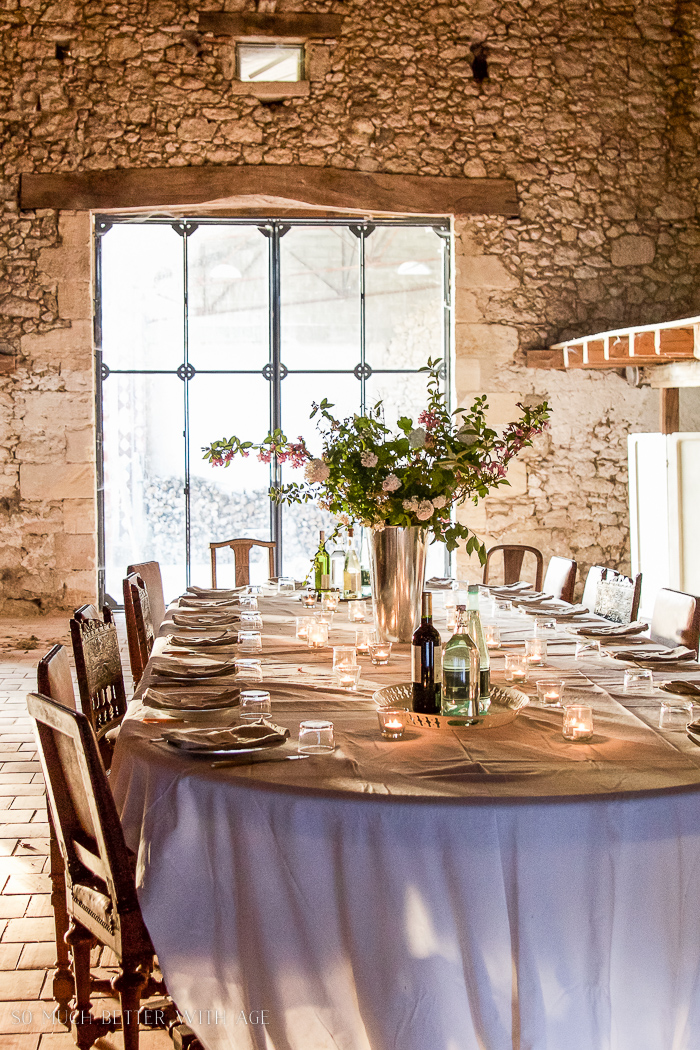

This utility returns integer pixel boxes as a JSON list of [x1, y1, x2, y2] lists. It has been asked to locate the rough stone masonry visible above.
[[1, 0, 700, 611]]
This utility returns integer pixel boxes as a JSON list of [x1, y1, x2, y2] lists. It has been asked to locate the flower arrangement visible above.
[[202, 360, 549, 558]]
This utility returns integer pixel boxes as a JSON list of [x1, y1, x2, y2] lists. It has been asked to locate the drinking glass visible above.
[[563, 704, 593, 742], [239, 689, 271, 723], [239, 595, 259, 610], [504, 653, 528, 683], [536, 679, 565, 706], [240, 611, 263, 630], [238, 630, 262, 652], [333, 646, 357, 671], [348, 600, 367, 623], [659, 698, 693, 729], [534, 617, 557, 634], [368, 641, 392, 665], [333, 666, 361, 691], [298, 720, 335, 753], [484, 624, 500, 649], [235, 659, 263, 681], [575, 639, 601, 661], [277, 577, 295, 593], [296, 616, 314, 640], [355, 625, 377, 655], [623, 667, 654, 695]]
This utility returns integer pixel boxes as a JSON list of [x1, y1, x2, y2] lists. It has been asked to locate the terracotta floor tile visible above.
[[24, 896, 51, 919], [0, 999, 67, 1034], [2, 917, 55, 943], [17, 944, 56, 970], [0, 1033, 40, 1050], [0, 942, 22, 968], [0, 970, 47, 1001], [0, 895, 29, 918]]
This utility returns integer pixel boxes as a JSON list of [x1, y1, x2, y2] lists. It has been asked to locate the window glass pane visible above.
[[188, 225, 270, 372], [189, 374, 272, 588], [101, 224, 183, 371], [238, 44, 302, 83], [281, 227, 360, 371], [365, 226, 444, 371], [280, 373, 361, 579], [103, 374, 185, 603]]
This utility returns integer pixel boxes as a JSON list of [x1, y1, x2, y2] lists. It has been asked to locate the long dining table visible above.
[[110, 588, 700, 1050]]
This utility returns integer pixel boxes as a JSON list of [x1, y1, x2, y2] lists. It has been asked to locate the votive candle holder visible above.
[[504, 653, 528, 683], [307, 621, 329, 649], [368, 641, 392, 665], [563, 705, 593, 742], [348, 600, 367, 623], [525, 637, 547, 665], [377, 708, 406, 740], [536, 679, 564, 706]]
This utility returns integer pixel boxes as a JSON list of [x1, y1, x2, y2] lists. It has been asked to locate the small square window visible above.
[[237, 43, 304, 83]]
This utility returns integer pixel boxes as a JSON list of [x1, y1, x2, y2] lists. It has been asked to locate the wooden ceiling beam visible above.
[[529, 322, 698, 370], [19, 166, 519, 217], [198, 13, 345, 38]]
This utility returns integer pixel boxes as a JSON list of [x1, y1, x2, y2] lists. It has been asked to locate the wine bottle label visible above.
[[321, 574, 330, 590], [411, 645, 420, 683], [411, 643, 442, 683], [434, 645, 443, 684]]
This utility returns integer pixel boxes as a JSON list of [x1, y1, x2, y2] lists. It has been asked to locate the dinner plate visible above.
[[167, 740, 286, 758]]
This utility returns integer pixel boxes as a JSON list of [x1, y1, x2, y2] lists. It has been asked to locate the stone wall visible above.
[[1, 0, 700, 609]]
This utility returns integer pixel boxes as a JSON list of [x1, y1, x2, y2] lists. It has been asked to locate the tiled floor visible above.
[[0, 614, 170, 1050]]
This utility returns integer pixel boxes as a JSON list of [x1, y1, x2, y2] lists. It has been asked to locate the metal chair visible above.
[[126, 561, 166, 632], [482, 544, 544, 591], [542, 555, 577, 604], [37, 645, 77, 1017], [70, 616, 127, 768], [650, 587, 700, 651], [122, 573, 154, 687], [209, 537, 276, 588], [27, 692, 166, 1050]]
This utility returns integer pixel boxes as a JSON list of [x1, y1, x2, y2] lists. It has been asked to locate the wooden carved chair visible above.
[[27, 692, 166, 1050], [37, 645, 77, 1017], [650, 587, 700, 651], [123, 573, 154, 687], [74, 604, 113, 625], [581, 566, 609, 614], [482, 544, 544, 591], [542, 555, 577, 604], [593, 572, 642, 624], [69, 616, 127, 768], [209, 537, 276, 588], [126, 561, 166, 632]]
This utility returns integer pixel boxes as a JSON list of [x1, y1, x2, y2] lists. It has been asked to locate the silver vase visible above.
[[368, 526, 428, 643]]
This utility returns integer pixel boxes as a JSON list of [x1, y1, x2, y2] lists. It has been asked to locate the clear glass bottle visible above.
[[313, 531, 331, 592], [343, 528, 362, 599], [442, 605, 480, 718], [411, 592, 442, 714], [360, 527, 372, 597], [330, 535, 346, 592], [466, 584, 491, 710]]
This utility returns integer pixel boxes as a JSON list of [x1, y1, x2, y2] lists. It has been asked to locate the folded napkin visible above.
[[487, 582, 532, 594], [150, 654, 238, 679], [660, 680, 700, 697], [512, 594, 555, 605], [179, 597, 239, 609], [426, 577, 456, 589], [172, 612, 240, 628], [163, 721, 289, 753], [187, 586, 241, 599], [612, 646, 697, 663], [144, 686, 240, 711], [169, 630, 238, 648], [524, 604, 588, 618], [577, 620, 649, 638]]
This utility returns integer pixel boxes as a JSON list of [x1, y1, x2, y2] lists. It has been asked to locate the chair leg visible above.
[[49, 821, 74, 1017], [112, 963, 148, 1050], [66, 921, 100, 1050]]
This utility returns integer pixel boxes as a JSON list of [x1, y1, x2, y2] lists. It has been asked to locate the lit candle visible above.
[[505, 653, 528, 683], [525, 638, 547, 665], [334, 667, 361, 690], [563, 704, 593, 742], [348, 600, 367, 623], [377, 708, 406, 739], [536, 679, 564, 706], [302, 593, 317, 608], [307, 621, 329, 649]]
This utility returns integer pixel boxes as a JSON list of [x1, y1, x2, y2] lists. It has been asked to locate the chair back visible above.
[[69, 616, 127, 757], [209, 537, 276, 588], [26, 692, 149, 956], [123, 573, 154, 686], [126, 561, 166, 631], [74, 604, 113, 625], [581, 566, 609, 613], [543, 555, 577, 603], [650, 587, 700, 651], [482, 544, 544, 591], [37, 645, 76, 710], [593, 573, 642, 624]]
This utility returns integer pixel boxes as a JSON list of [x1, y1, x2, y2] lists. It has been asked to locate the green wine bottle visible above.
[[313, 531, 330, 592]]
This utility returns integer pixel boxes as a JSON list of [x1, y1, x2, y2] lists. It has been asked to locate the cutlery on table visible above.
[[211, 754, 311, 768]]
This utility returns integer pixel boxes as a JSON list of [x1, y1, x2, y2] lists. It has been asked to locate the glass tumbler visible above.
[[235, 659, 263, 682], [659, 697, 693, 729], [623, 667, 654, 695], [355, 625, 377, 655], [333, 646, 357, 671], [298, 720, 335, 753], [238, 630, 262, 652], [239, 689, 271, 723]]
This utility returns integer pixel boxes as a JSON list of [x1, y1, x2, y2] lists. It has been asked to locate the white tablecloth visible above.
[[110, 597, 700, 1050]]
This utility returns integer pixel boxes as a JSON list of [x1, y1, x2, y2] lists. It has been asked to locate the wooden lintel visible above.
[[198, 13, 344, 38], [19, 166, 519, 217], [526, 349, 566, 370], [660, 387, 680, 434]]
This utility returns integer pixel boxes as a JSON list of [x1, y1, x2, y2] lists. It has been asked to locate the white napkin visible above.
[[524, 604, 588, 619], [172, 612, 240, 628], [179, 597, 239, 609]]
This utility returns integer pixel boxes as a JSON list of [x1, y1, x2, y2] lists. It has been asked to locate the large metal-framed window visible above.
[[95, 217, 453, 604]]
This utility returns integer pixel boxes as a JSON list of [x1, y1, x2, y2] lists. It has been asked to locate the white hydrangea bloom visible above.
[[304, 458, 330, 484], [373, 522, 386, 532], [402, 497, 419, 513], [408, 427, 427, 449], [382, 474, 401, 492], [432, 495, 447, 509], [416, 500, 434, 521], [360, 451, 378, 467]]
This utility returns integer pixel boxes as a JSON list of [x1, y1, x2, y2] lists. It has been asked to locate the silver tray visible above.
[[372, 682, 529, 732]]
